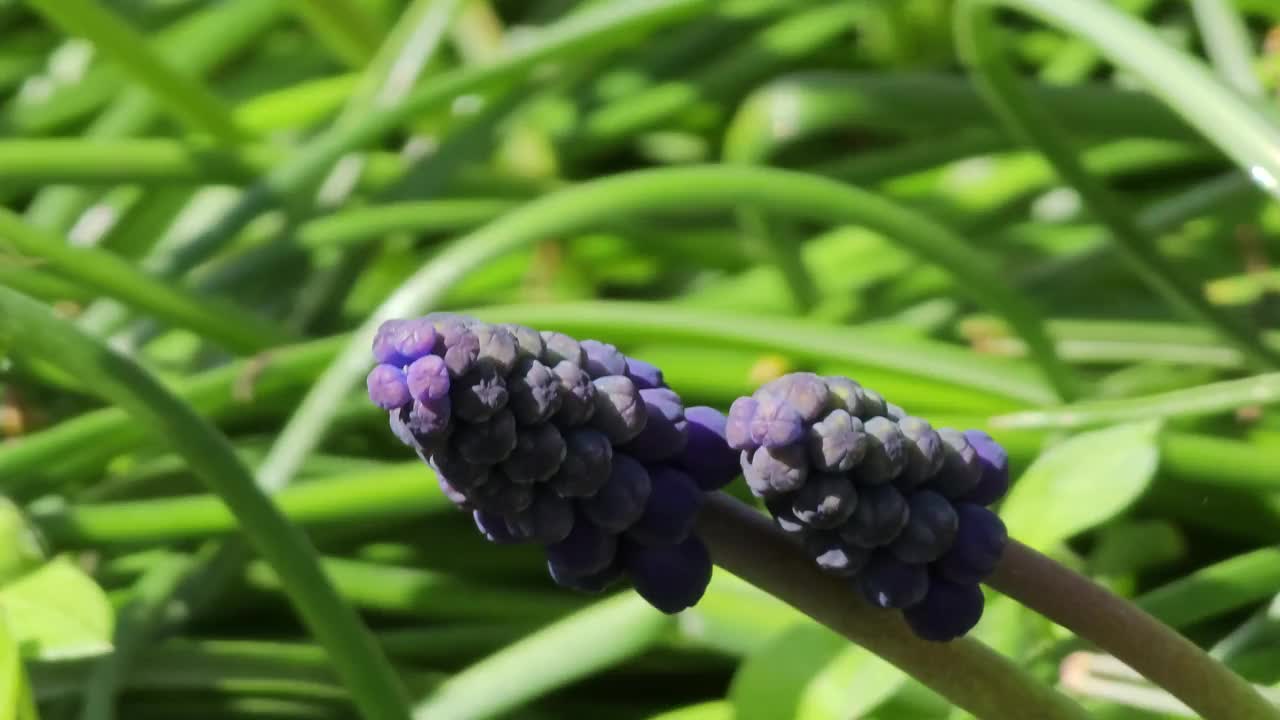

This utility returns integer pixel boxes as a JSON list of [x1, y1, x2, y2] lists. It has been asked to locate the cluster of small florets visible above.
[[366, 314, 740, 614], [728, 372, 1010, 642]]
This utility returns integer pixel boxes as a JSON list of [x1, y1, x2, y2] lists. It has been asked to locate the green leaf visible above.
[[0, 499, 43, 586], [0, 609, 39, 720], [1, 556, 113, 661], [797, 644, 906, 719], [645, 701, 732, 720], [1001, 421, 1161, 550], [728, 623, 845, 720]]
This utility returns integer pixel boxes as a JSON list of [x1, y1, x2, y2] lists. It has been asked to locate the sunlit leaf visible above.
[[1, 556, 113, 661]]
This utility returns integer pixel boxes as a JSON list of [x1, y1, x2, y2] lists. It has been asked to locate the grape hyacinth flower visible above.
[[729, 372, 1010, 642], [367, 314, 741, 615]]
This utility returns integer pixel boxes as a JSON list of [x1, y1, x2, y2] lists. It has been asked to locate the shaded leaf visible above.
[[729, 622, 844, 720]]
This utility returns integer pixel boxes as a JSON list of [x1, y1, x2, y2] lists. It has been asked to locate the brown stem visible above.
[[989, 539, 1279, 720], [696, 493, 1089, 720]]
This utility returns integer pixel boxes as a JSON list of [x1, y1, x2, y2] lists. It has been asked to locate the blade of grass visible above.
[[990, 371, 1280, 430], [78, 553, 193, 720], [32, 462, 446, 547], [23, 0, 243, 144], [259, 164, 1076, 522], [955, 0, 1280, 371], [0, 286, 411, 720], [23, 0, 285, 235], [1191, 0, 1265, 97], [143, 0, 728, 280], [472, 301, 1055, 405], [285, 0, 385, 68], [0, 208, 287, 354], [411, 594, 673, 720]]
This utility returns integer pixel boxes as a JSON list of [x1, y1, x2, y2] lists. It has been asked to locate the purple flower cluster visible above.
[[367, 314, 740, 614], [728, 372, 1010, 642]]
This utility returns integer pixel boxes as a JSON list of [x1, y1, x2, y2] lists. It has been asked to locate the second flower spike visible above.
[[731, 372, 1010, 642]]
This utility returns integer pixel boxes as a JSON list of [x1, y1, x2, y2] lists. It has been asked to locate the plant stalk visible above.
[[988, 539, 1280, 720], [697, 493, 1089, 720]]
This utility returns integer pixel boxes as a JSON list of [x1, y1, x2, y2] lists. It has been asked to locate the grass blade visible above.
[[23, 0, 242, 144], [0, 286, 411, 720]]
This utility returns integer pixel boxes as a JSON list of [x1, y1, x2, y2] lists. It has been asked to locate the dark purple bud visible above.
[[903, 579, 985, 642], [581, 339, 628, 379], [860, 388, 889, 419], [930, 429, 982, 499], [725, 397, 759, 451], [506, 490, 574, 544], [450, 367, 508, 423], [508, 358, 562, 425], [859, 417, 906, 484], [807, 409, 866, 472], [392, 397, 451, 447], [501, 323, 545, 361], [678, 406, 740, 491], [443, 330, 480, 378], [936, 503, 1007, 584], [432, 314, 475, 345], [624, 356, 664, 389], [405, 354, 450, 403], [546, 516, 617, 578], [858, 552, 928, 609], [803, 532, 870, 577], [962, 429, 1010, 506], [472, 324, 518, 375], [765, 494, 807, 534], [839, 484, 908, 548], [792, 472, 858, 529], [373, 318, 438, 366], [625, 465, 703, 546], [748, 394, 805, 449], [580, 453, 651, 532], [623, 536, 712, 614], [623, 388, 688, 462], [551, 361, 596, 427], [367, 364, 412, 410], [886, 403, 907, 421], [590, 375, 647, 445], [501, 423, 566, 485], [760, 372, 829, 422], [428, 446, 487, 491], [549, 428, 612, 498], [897, 417, 944, 490], [474, 510, 518, 544], [742, 444, 808, 497], [889, 490, 959, 564], [453, 409, 517, 465], [540, 331, 586, 367], [824, 376, 867, 417], [548, 559, 622, 593], [469, 473, 533, 515]]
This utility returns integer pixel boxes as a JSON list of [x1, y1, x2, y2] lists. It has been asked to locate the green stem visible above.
[[989, 540, 1280, 720], [954, 0, 1280, 371], [0, 286, 411, 720], [697, 493, 1089, 720]]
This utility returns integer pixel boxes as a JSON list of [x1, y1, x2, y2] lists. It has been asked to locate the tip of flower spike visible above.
[[729, 371, 1014, 642]]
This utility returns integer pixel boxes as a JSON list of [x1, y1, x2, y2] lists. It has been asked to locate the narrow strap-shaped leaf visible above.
[[0, 286, 411, 720]]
